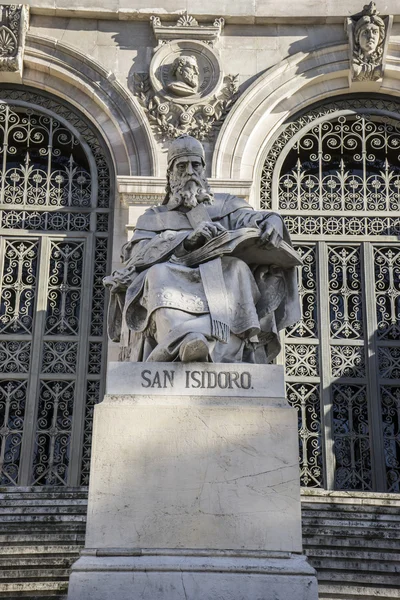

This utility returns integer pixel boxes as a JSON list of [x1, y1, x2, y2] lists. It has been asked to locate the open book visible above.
[[171, 227, 302, 268]]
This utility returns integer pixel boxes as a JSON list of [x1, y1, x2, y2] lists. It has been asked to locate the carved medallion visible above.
[[134, 15, 238, 141], [149, 40, 223, 105]]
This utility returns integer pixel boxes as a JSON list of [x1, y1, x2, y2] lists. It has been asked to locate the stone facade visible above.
[[1, 1, 400, 596]]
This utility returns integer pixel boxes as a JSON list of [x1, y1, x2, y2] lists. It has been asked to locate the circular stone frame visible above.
[[149, 40, 223, 105]]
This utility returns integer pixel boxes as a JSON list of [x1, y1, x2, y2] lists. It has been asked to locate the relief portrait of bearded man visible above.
[[104, 135, 301, 364], [167, 55, 200, 97]]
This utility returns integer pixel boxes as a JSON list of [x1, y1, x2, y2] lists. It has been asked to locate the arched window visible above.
[[0, 89, 112, 486], [261, 96, 400, 493]]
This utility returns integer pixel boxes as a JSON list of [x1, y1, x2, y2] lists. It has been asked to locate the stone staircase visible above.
[[0, 488, 86, 599], [0, 487, 399, 599], [302, 489, 400, 599]]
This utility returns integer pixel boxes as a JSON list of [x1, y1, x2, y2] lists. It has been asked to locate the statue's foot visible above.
[[179, 333, 209, 362]]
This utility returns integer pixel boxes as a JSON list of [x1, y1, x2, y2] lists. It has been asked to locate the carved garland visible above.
[[134, 72, 238, 141]]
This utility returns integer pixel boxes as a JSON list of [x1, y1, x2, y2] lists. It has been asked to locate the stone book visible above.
[[171, 226, 303, 268]]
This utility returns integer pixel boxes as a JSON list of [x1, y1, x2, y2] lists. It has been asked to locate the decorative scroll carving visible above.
[[284, 215, 400, 237], [261, 97, 400, 211], [0, 239, 38, 334], [264, 96, 400, 493], [135, 71, 238, 140], [45, 241, 84, 336], [0, 5, 29, 77], [378, 347, 400, 379], [346, 2, 392, 83], [328, 245, 363, 340], [286, 383, 323, 488], [0, 340, 31, 373], [80, 380, 101, 485], [134, 17, 237, 140], [32, 380, 75, 485], [0, 380, 26, 485], [374, 246, 400, 340], [285, 344, 319, 377], [0, 210, 91, 231], [285, 245, 318, 338], [278, 114, 400, 213], [90, 237, 108, 337], [333, 384, 372, 490], [381, 386, 400, 492], [151, 12, 224, 47], [0, 91, 111, 487], [331, 345, 365, 378]]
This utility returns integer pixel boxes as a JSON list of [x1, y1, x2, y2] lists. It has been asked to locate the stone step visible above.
[[0, 506, 86, 516], [302, 525, 400, 539], [0, 533, 85, 545], [306, 548, 400, 562], [0, 499, 87, 508], [0, 581, 68, 594], [0, 559, 75, 572], [301, 502, 400, 519], [0, 490, 87, 501], [0, 545, 81, 556], [317, 583, 400, 599], [0, 522, 85, 531], [303, 534, 400, 551], [301, 491, 400, 506], [316, 569, 400, 586], [309, 556, 400, 574], [0, 569, 70, 582], [302, 516, 400, 529], [302, 507, 400, 520], [0, 514, 86, 523]]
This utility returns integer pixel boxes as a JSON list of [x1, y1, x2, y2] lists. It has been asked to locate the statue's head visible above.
[[164, 135, 213, 208], [170, 55, 200, 91], [355, 4, 385, 57]]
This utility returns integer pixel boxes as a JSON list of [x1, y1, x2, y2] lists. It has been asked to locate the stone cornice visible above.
[[26, 3, 400, 23]]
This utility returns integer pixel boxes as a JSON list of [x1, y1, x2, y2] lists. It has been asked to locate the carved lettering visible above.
[[164, 370, 175, 387], [183, 369, 252, 390], [141, 369, 152, 388], [141, 369, 175, 388], [240, 372, 251, 389]]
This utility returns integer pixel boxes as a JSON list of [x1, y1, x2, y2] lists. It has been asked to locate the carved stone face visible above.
[[358, 22, 381, 56], [168, 155, 211, 209], [168, 56, 200, 97], [176, 60, 199, 89]]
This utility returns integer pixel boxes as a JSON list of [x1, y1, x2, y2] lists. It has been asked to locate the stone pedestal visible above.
[[67, 363, 318, 600]]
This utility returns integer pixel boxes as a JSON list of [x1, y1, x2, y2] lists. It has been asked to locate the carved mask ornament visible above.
[[350, 2, 388, 82]]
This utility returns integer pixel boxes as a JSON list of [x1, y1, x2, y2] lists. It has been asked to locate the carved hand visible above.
[[258, 219, 283, 248], [184, 221, 226, 250]]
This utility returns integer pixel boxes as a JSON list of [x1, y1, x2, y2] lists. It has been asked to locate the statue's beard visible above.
[[181, 70, 198, 89], [168, 173, 213, 210]]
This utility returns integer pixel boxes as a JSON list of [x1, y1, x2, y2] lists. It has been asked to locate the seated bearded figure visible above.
[[105, 135, 301, 364]]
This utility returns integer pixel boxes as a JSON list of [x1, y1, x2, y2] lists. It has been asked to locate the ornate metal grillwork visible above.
[[265, 97, 400, 492], [0, 91, 111, 486]]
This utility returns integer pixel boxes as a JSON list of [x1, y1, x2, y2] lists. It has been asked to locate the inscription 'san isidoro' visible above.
[[141, 369, 252, 390]]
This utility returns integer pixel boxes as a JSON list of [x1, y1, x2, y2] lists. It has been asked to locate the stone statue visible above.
[[167, 55, 200, 97], [351, 2, 386, 81], [104, 135, 301, 364]]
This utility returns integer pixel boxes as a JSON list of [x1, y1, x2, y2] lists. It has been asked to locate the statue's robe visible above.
[[106, 194, 301, 363]]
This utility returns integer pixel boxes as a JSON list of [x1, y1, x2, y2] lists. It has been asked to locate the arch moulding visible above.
[[212, 41, 400, 206], [14, 34, 157, 178]]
